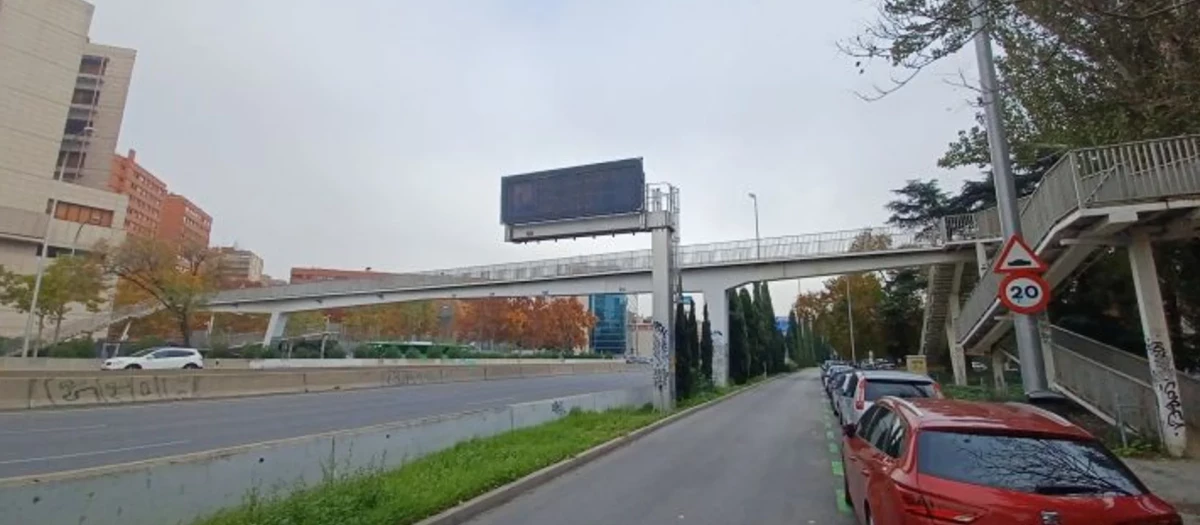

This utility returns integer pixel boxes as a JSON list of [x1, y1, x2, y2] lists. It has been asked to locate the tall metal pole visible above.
[[748, 192, 761, 259], [846, 277, 857, 363], [968, 0, 1050, 396]]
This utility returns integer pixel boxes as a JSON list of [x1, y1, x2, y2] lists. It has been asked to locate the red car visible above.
[[840, 397, 1181, 525]]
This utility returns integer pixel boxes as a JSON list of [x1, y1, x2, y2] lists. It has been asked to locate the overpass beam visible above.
[[1128, 229, 1188, 457], [704, 287, 729, 388], [262, 312, 290, 349]]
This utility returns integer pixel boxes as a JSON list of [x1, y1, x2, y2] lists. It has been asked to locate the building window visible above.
[[51, 201, 114, 228], [79, 56, 108, 75], [71, 88, 100, 105]]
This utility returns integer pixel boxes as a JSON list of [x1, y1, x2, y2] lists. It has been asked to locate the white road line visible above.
[[464, 396, 518, 407], [0, 424, 107, 435], [0, 439, 190, 465]]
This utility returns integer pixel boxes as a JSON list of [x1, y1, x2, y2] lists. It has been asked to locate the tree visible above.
[[0, 255, 106, 352], [101, 237, 217, 347], [673, 299, 692, 400], [728, 290, 749, 384], [739, 287, 761, 377], [786, 310, 805, 367], [700, 304, 714, 381], [878, 269, 926, 361]]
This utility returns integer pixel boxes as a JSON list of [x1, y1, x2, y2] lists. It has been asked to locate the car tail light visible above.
[[896, 483, 984, 523], [854, 377, 866, 410]]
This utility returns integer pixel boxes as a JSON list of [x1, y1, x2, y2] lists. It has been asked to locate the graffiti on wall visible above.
[[39, 376, 195, 407], [652, 321, 670, 390], [1146, 339, 1186, 432]]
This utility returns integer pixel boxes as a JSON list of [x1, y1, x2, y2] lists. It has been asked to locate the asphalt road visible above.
[[0, 371, 650, 479], [468, 369, 855, 525]]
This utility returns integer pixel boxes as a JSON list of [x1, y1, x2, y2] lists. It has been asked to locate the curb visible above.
[[415, 373, 790, 525]]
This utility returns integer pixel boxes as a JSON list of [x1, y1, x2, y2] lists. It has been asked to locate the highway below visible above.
[[468, 369, 854, 525], [0, 370, 649, 479]]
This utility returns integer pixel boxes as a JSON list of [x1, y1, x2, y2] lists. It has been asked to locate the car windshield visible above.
[[916, 430, 1145, 496], [864, 380, 935, 400]]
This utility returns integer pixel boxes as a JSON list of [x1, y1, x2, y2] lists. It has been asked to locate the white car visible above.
[[102, 347, 204, 370]]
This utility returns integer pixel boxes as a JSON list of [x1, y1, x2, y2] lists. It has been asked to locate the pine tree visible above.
[[739, 288, 760, 378], [700, 303, 714, 382], [674, 299, 691, 400], [686, 303, 700, 384], [728, 290, 748, 384]]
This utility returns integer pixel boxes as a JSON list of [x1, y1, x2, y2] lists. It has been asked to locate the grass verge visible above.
[[194, 378, 769, 525]]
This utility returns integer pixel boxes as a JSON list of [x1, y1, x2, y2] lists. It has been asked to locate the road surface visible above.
[[468, 369, 854, 525], [0, 371, 649, 479]]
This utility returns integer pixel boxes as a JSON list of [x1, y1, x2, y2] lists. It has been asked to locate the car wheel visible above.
[[183, 363, 200, 369], [124, 364, 141, 370]]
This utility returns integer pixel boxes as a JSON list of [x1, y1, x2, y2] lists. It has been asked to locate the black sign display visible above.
[[501, 158, 645, 225]]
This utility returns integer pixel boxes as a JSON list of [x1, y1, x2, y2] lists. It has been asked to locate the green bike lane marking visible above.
[[822, 404, 851, 515]]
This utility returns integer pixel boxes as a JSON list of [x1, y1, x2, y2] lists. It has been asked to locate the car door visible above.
[[865, 410, 907, 524], [845, 404, 882, 517], [153, 349, 183, 369]]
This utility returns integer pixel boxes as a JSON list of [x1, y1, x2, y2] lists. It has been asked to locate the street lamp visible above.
[[22, 126, 95, 356], [747, 192, 761, 259], [846, 276, 857, 364]]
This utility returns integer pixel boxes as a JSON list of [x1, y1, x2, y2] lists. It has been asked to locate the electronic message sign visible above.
[[500, 158, 645, 225]]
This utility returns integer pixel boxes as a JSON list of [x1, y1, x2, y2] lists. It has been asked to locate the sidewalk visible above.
[[1124, 458, 1200, 524]]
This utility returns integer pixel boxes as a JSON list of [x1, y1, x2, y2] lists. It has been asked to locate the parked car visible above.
[[830, 372, 858, 417], [835, 370, 941, 425], [841, 397, 1181, 525], [102, 347, 204, 370]]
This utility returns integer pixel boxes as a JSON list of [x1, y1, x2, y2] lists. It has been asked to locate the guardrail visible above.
[[957, 136, 1200, 342]]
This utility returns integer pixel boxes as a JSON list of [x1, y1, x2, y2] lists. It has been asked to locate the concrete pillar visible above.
[[974, 242, 990, 277], [262, 311, 290, 349], [1128, 230, 1188, 457], [1037, 311, 1057, 384], [705, 288, 729, 388], [946, 264, 968, 386], [651, 227, 675, 410], [992, 348, 1007, 389]]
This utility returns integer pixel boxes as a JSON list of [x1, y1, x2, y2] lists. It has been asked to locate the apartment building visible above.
[[0, 0, 135, 337], [158, 194, 211, 248], [214, 247, 264, 286], [108, 149, 167, 237]]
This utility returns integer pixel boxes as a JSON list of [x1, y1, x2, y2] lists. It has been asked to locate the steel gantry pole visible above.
[[968, 0, 1051, 397]]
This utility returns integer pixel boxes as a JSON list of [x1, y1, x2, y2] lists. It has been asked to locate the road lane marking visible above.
[[464, 396, 518, 407], [824, 405, 851, 515], [0, 439, 190, 465], [0, 424, 107, 435], [831, 459, 844, 476]]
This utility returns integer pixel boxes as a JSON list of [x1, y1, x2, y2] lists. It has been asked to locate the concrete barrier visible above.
[[0, 385, 656, 525], [0, 356, 623, 373], [0, 364, 640, 410]]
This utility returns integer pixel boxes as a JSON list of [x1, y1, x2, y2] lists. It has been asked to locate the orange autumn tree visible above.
[[455, 297, 595, 351], [101, 237, 218, 346]]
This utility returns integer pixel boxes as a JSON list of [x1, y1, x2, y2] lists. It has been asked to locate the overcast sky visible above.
[[89, 0, 980, 315]]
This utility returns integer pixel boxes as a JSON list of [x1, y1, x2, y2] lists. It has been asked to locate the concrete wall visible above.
[[0, 385, 656, 525], [0, 356, 625, 372], [0, 362, 638, 410]]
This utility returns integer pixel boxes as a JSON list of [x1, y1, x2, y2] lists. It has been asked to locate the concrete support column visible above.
[[991, 348, 1007, 389], [1037, 311, 1057, 384], [705, 288, 729, 388], [974, 242, 990, 277], [946, 264, 968, 386], [262, 311, 290, 349], [650, 227, 675, 410], [1128, 230, 1188, 457]]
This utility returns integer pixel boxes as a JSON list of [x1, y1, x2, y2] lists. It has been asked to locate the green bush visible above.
[[382, 347, 403, 359], [443, 347, 463, 359], [426, 347, 444, 360], [42, 339, 97, 358], [404, 348, 423, 359], [324, 346, 347, 359]]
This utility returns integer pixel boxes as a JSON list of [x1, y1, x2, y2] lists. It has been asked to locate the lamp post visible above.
[[747, 192, 761, 259]]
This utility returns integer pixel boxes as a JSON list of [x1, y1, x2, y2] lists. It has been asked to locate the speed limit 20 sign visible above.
[[998, 272, 1050, 314]]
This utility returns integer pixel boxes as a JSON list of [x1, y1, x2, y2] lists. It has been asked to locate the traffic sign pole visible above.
[[969, 0, 1051, 398]]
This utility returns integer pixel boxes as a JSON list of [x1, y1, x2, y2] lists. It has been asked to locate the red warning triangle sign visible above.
[[994, 235, 1047, 274]]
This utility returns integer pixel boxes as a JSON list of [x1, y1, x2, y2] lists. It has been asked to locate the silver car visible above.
[[835, 370, 941, 425]]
